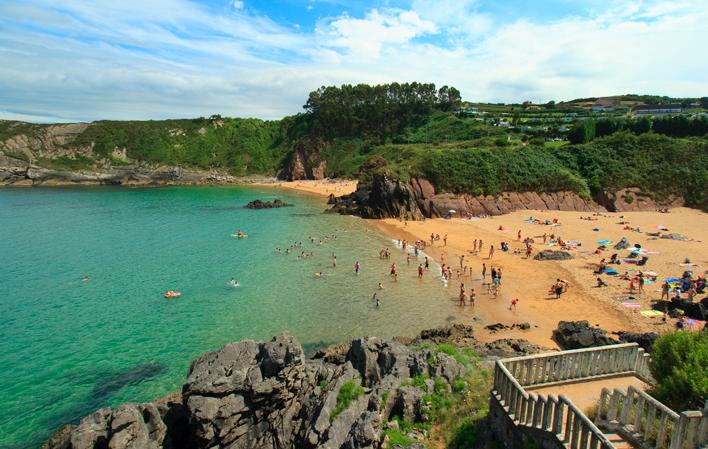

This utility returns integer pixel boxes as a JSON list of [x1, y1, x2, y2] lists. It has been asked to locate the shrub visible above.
[[649, 331, 708, 410]]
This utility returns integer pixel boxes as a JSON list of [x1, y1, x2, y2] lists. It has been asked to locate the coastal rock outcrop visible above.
[[42, 326, 547, 449], [553, 321, 617, 349], [614, 331, 659, 352], [244, 199, 293, 209], [327, 174, 424, 220], [279, 143, 327, 181]]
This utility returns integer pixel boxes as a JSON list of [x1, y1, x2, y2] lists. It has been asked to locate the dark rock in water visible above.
[[43, 326, 546, 449], [244, 198, 293, 209], [614, 331, 659, 352], [614, 237, 630, 250], [92, 362, 166, 400], [327, 173, 424, 220], [533, 250, 573, 261], [553, 321, 617, 349]]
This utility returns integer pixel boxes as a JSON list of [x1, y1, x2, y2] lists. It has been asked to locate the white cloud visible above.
[[316, 9, 437, 57], [232, 0, 244, 9], [0, 0, 705, 122]]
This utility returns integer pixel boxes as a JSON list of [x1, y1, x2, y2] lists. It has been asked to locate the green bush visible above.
[[649, 331, 708, 410]]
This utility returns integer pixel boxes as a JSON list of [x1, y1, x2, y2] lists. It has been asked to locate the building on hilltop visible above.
[[631, 104, 683, 116]]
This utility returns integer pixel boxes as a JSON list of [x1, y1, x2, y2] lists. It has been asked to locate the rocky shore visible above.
[[326, 174, 684, 219], [41, 324, 545, 449]]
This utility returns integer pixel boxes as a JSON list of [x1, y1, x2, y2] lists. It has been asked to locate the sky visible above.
[[0, 0, 706, 122]]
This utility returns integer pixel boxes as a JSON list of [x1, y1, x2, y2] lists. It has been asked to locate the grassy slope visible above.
[[1, 113, 706, 209]]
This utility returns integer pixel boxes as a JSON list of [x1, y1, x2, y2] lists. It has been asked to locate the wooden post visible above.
[[644, 403, 656, 442], [669, 413, 688, 449], [552, 396, 564, 436], [596, 389, 609, 425], [620, 388, 634, 424], [655, 412, 670, 449], [634, 395, 646, 432]]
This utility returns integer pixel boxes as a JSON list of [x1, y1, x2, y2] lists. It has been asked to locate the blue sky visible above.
[[0, 0, 705, 122]]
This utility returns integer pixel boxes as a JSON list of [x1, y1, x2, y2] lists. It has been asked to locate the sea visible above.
[[0, 186, 460, 448]]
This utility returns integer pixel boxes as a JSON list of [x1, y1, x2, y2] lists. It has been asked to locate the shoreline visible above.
[[272, 181, 707, 349]]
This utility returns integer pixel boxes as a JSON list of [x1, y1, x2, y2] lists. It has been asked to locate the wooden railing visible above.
[[494, 358, 616, 449], [501, 343, 653, 388], [596, 386, 708, 449]]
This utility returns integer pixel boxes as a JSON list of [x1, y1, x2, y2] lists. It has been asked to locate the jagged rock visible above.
[[553, 321, 617, 349], [533, 250, 573, 261], [614, 237, 630, 250], [278, 142, 327, 181], [614, 331, 659, 352], [328, 174, 424, 220], [477, 339, 547, 357], [244, 199, 293, 209], [44, 325, 547, 449], [417, 323, 475, 345], [484, 322, 531, 333]]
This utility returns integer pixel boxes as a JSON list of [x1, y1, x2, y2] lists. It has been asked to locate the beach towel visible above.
[[640, 310, 664, 317], [623, 259, 638, 264], [685, 319, 705, 327], [604, 269, 618, 275], [597, 239, 611, 244], [622, 303, 641, 307]]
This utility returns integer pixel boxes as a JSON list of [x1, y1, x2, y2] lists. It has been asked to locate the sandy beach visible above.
[[260, 179, 358, 197], [280, 181, 707, 349], [372, 208, 708, 347]]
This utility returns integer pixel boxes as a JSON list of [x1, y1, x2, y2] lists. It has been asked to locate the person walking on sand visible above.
[[459, 255, 465, 269], [509, 298, 519, 311], [418, 264, 424, 278], [473, 239, 477, 253], [482, 263, 487, 281], [479, 240, 483, 254], [525, 245, 532, 259], [517, 230, 522, 241], [497, 267, 503, 285], [661, 281, 670, 300], [488, 244, 495, 259], [443, 234, 448, 246], [355, 261, 361, 275]]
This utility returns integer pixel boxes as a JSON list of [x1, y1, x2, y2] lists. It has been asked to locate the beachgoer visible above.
[[82, 275, 90, 282], [314, 272, 323, 278], [378, 282, 384, 290], [517, 230, 522, 241], [418, 264, 424, 278], [355, 261, 361, 275], [469, 289, 476, 306], [509, 298, 519, 311], [443, 234, 448, 246], [661, 281, 670, 300], [373, 292, 380, 307], [425, 257, 430, 270], [406, 254, 411, 266], [459, 283, 466, 306], [482, 263, 487, 280], [488, 245, 494, 259]]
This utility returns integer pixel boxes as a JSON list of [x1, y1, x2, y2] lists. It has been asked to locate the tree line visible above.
[[303, 83, 461, 141], [569, 115, 708, 144]]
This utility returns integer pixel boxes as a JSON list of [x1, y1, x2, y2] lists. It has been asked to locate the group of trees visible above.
[[569, 115, 708, 144], [303, 83, 461, 141]]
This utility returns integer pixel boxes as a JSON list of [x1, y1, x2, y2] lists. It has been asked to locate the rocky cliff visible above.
[[41, 325, 544, 449], [328, 175, 684, 219]]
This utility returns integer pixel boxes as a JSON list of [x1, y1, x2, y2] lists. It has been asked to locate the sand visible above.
[[278, 180, 707, 349], [262, 179, 358, 197], [371, 208, 707, 348]]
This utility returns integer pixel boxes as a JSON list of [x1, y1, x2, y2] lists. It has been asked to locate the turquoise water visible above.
[[0, 186, 458, 448]]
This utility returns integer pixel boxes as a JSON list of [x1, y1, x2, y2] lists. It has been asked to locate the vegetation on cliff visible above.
[[2, 84, 707, 209]]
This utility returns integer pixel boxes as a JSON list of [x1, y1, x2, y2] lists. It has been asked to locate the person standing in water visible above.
[[332, 254, 337, 268], [406, 253, 411, 266], [373, 292, 380, 307], [469, 288, 476, 306], [355, 261, 361, 275], [424, 256, 430, 270], [418, 264, 424, 278], [458, 283, 466, 306]]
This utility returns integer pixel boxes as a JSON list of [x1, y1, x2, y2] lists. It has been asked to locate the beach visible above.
[[282, 181, 707, 348]]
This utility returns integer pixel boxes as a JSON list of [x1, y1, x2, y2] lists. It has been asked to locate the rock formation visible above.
[[278, 142, 327, 181], [42, 325, 546, 449], [533, 250, 573, 261], [327, 174, 425, 220], [244, 199, 294, 209], [553, 321, 618, 349]]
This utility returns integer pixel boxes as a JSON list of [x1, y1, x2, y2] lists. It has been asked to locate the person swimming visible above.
[[228, 278, 240, 287], [314, 272, 323, 278]]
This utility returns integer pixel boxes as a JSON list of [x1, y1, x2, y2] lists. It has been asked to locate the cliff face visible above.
[[41, 326, 545, 449], [328, 175, 684, 219], [278, 142, 327, 181]]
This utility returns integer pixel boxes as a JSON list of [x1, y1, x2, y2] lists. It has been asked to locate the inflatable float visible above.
[[231, 233, 248, 238], [164, 291, 181, 298]]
